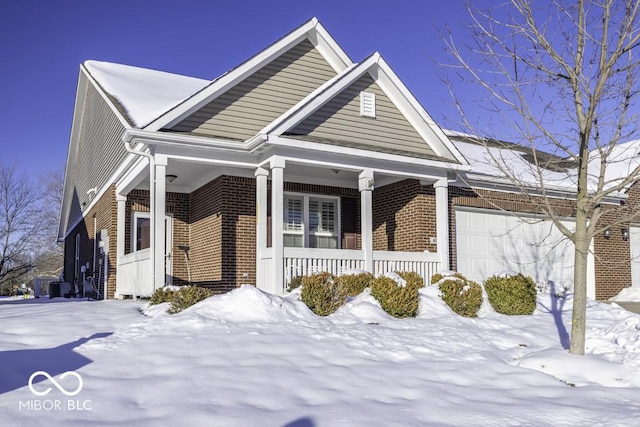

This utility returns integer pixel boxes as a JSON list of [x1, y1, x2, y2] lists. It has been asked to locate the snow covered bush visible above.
[[370, 272, 424, 318], [484, 273, 537, 315], [300, 272, 346, 316], [286, 276, 303, 292], [168, 286, 213, 314], [436, 274, 483, 318], [149, 287, 178, 305], [337, 272, 375, 297]]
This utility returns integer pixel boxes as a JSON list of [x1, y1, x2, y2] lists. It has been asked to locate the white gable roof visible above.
[[84, 60, 210, 127], [263, 53, 467, 164]]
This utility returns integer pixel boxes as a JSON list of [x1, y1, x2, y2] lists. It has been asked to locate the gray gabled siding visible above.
[[65, 83, 127, 234], [289, 74, 437, 158], [169, 40, 337, 140]]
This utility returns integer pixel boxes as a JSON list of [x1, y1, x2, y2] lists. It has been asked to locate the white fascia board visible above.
[[115, 154, 149, 195], [266, 135, 470, 172], [373, 56, 468, 165], [308, 18, 353, 71], [144, 18, 352, 132], [123, 128, 259, 152]]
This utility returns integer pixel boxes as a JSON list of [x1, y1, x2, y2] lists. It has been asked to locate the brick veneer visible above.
[[372, 179, 437, 252]]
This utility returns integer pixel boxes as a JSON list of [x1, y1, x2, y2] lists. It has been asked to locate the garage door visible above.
[[455, 208, 587, 293]]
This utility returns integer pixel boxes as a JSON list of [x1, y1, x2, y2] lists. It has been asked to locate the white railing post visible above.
[[359, 169, 374, 274]]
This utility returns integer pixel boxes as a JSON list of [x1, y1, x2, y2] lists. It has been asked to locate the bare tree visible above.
[[0, 164, 43, 291], [33, 167, 65, 278], [445, 0, 640, 355]]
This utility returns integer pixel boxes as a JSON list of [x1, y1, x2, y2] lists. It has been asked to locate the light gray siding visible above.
[[169, 40, 337, 140], [65, 83, 127, 233], [288, 74, 437, 159]]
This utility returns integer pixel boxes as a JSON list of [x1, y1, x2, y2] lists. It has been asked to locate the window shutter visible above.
[[284, 197, 303, 231], [360, 91, 376, 117]]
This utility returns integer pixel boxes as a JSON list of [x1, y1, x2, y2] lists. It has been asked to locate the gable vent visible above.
[[360, 91, 376, 118]]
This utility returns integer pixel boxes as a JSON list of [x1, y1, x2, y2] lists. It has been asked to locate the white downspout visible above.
[[123, 140, 156, 294]]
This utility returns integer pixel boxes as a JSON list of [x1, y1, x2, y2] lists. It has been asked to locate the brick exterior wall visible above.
[[372, 179, 437, 252], [591, 182, 640, 300], [63, 186, 117, 298]]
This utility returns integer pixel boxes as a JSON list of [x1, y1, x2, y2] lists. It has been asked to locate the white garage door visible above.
[[455, 208, 589, 293]]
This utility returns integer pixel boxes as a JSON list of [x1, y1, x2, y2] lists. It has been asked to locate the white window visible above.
[[132, 212, 151, 251], [360, 91, 376, 117], [284, 194, 340, 249]]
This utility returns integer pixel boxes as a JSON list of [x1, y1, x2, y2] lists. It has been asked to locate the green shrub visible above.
[[300, 273, 346, 316], [484, 273, 537, 315], [168, 286, 213, 314], [149, 287, 177, 305], [337, 272, 375, 296], [438, 274, 483, 317], [286, 276, 303, 292], [397, 271, 425, 290], [370, 274, 422, 318]]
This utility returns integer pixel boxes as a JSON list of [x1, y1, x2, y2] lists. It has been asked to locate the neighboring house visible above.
[[58, 18, 638, 301]]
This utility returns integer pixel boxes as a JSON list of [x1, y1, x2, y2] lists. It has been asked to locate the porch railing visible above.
[[272, 248, 441, 294], [116, 248, 153, 297]]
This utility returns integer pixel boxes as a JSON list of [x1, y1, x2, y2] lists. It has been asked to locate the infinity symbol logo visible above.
[[28, 371, 84, 397]]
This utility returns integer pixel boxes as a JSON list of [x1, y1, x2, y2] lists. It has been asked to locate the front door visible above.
[[132, 212, 173, 285]]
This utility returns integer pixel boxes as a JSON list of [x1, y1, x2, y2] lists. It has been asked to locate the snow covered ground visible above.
[[1, 286, 640, 426]]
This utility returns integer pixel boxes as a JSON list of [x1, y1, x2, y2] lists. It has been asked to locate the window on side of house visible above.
[[132, 212, 151, 251], [284, 194, 339, 249]]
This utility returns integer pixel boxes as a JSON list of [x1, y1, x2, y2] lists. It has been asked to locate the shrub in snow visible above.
[[370, 272, 424, 318], [286, 276, 303, 292], [168, 286, 213, 314], [430, 271, 467, 285], [484, 273, 537, 315], [398, 271, 424, 289], [336, 272, 375, 297], [149, 287, 178, 305], [437, 274, 483, 318], [300, 272, 346, 316]]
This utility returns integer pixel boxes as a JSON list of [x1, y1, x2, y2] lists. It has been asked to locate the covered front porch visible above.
[[113, 131, 456, 297]]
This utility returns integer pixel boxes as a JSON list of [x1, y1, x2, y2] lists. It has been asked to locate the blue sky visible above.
[[0, 0, 477, 176]]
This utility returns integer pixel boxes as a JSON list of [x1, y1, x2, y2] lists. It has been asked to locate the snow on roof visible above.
[[450, 137, 577, 190], [84, 60, 210, 127], [447, 130, 640, 195]]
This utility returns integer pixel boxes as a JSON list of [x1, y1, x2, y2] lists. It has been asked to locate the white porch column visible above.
[[255, 167, 269, 291], [359, 169, 374, 273], [115, 194, 127, 299], [153, 155, 168, 291], [434, 178, 450, 271], [271, 157, 285, 294]]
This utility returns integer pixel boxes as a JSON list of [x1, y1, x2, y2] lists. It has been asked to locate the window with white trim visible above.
[[132, 212, 151, 251], [284, 194, 340, 249]]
